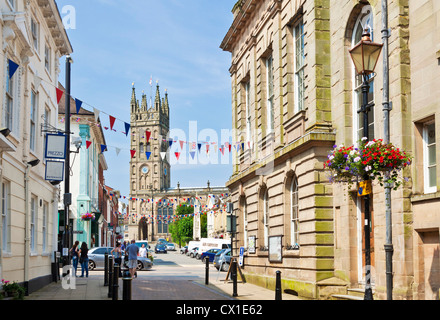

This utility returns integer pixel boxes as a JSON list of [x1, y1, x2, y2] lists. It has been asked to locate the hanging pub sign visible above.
[[358, 180, 372, 196], [45, 160, 64, 181], [45, 133, 67, 159]]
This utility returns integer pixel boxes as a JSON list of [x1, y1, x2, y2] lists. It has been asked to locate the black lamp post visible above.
[[349, 28, 383, 300]]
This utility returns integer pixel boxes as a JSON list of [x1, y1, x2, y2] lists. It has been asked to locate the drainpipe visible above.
[[381, 0, 393, 300], [24, 163, 31, 294]]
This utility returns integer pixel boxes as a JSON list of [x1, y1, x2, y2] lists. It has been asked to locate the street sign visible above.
[[358, 180, 372, 196], [45, 160, 64, 181], [45, 133, 67, 159], [239, 246, 244, 266]]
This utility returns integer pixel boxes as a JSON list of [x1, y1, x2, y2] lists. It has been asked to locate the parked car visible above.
[[157, 238, 167, 244], [155, 243, 167, 253], [87, 246, 153, 271], [213, 249, 231, 271], [180, 246, 188, 254], [200, 248, 221, 263], [166, 243, 176, 251], [213, 249, 226, 270], [189, 247, 198, 258]]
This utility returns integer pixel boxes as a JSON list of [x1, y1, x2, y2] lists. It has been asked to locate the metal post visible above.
[[108, 255, 113, 298], [382, 0, 393, 301], [205, 256, 209, 285], [361, 75, 374, 301], [232, 259, 238, 297], [63, 56, 72, 274], [123, 276, 132, 300], [112, 264, 119, 300], [275, 271, 282, 300], [104, 252, 109, 286]]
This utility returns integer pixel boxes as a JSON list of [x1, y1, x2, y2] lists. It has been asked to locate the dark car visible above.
[[155, 243, 167, 253], [200, 248, 221, 263]]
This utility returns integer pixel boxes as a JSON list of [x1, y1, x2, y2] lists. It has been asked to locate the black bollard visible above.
[[108, 255, 113, 298], [104, 252, 109, 286], [123, 275, 132, 300], [112, 264, 119, 301], [205, 257, 209, 285], [232, 259, 238, 297], [275, 270, 282, 300]]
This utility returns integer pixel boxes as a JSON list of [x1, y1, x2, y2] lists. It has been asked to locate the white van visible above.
[[196, 238, 231, 259], [186, 240, 200, 256]]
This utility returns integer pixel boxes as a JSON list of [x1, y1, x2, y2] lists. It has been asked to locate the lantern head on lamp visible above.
[[349, 28, 383, 75]]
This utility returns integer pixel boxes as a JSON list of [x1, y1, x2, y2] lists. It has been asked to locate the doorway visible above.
[[356, 195, 375, 284]]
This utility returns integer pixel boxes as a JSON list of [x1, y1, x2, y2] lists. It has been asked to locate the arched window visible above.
[[290, 177, 299, 247], [352, 5, 375, 143]]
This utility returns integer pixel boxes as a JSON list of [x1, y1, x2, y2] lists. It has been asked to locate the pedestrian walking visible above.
[[70, 241, 80, 277], [139, 243, 147, 258], [79, 242, 89, 278], [111, 242, 123, 276], [126, 240, 139, 278]]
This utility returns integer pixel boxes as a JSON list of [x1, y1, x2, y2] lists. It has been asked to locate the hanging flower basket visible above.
[[324, 138, 412, 190], [80, 212, 95, 221]]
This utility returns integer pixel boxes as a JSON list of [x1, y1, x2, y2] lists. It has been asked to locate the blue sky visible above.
[[55, 0, 236, 202]]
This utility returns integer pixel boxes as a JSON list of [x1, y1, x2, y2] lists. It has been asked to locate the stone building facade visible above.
[[221, 0, 440, 300], [0, 0, 72, 294]]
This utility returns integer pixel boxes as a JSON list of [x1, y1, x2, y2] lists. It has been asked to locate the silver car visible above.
[[87, 246, 153, 271]]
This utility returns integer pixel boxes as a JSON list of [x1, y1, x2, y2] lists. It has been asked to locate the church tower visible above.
[[128, 82, 171, 240]]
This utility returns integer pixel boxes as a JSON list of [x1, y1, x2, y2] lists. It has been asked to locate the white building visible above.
[[0, 0, 72, 294]]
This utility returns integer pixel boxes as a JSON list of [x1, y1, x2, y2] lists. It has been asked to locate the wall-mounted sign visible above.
[[248, 236, 256, 254], [358, 180, 372, 196], [45, 133, 67, 159], [268, 235, 283, 262], [45, 160, 64, 181]]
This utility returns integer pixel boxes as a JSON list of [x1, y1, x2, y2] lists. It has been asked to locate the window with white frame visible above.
[[352, 6, 375, 142], [290, 177, 299, 247], [245, 81, 251, 143], [423, 121, 437, 193], [263, 190, 269, 248], [30, 196, 37, 252], [4, 67, 13, 130], [243, 198, 248, 249], [266, 55, 274, 134], [294, 19, 305, 113], [1, 181, 11, 254], [42, 201, 48, 252], [44, 44, 51, 72], [30, 89, 38, 152], [31, 17, 39, 51]]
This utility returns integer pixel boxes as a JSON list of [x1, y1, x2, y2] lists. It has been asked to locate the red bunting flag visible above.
[[86, 140, 92, 149], [56, 88, 64, 104], [130, 150, 136, 158], [179, 140, 184, 150], [146, 130, 151, 142], [175, 152, 180, 160], [109, 115, 116, 131]]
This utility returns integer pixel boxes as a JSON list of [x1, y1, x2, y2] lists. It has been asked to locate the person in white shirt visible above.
[[139, 244, 147, 258]]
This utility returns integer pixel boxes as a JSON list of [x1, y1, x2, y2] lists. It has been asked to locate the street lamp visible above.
[[349, 28, 383, 300]]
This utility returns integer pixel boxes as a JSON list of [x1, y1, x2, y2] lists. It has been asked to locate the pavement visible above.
[[24, 270, 301, 301]]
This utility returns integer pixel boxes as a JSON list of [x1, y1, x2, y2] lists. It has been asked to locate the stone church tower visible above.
[[128, 83, 171, 241]]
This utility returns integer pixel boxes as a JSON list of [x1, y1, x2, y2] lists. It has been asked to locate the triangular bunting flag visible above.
[[93, 108, 100, 122], [34, 74, 42, 90], [146, 151, 151, 160], [189, 151, 196, 160], [124, 122, 130, 136], [179, 140, 184, 150], [160, 152, 166, 160], [130, 150, 136, 158], [56, 88, 64, 104], [115, 147, 121, 156], [86, 140, 92, 149], [101, 144, 107, 153], [8, 59, 19, 79], [168, 139, 173, 147], [146, 130, 151, 142], [75, 98, 83, 114], [175, 152, 180, 160], [109, 115, 116, 130], [198, 143, 202, 152]]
